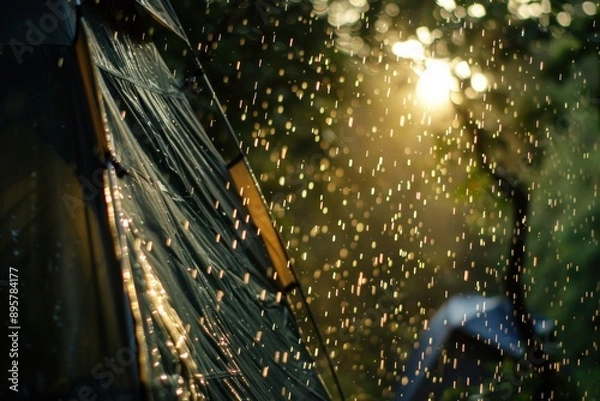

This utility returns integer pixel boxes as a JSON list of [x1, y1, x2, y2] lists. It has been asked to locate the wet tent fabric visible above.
[[1, 1, 330, 400], [0, 2, 142, 400]]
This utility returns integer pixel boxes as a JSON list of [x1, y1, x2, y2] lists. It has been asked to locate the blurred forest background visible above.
[[153, 0, 598, 399]]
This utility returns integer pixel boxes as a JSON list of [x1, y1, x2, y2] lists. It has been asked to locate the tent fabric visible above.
[[0, 0, 77, 47], [0, 29, 142, 401], [1, 1, 330, 400]]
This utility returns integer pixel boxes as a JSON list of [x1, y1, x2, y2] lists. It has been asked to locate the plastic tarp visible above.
[[134, 0, 189, 44], [1, 0, 330, 399]]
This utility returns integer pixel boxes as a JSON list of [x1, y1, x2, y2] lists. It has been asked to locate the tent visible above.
[[0, 1, 330, 399], [396, 294, 553, 400]]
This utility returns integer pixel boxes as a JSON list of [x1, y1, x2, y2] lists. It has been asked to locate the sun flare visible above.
[[416, 59, 455, 108]]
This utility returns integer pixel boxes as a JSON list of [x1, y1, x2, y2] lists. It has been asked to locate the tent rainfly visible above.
[[0, 1, 331, 400]]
